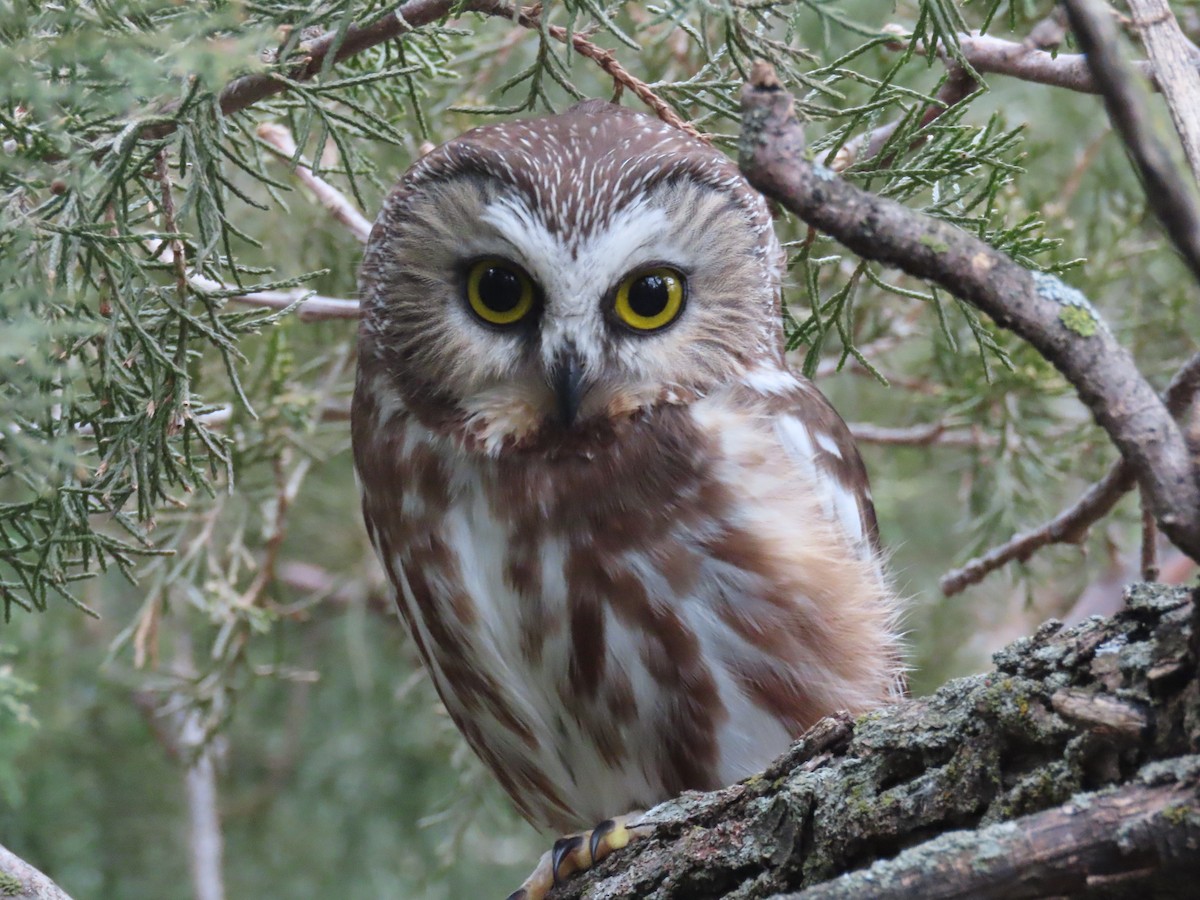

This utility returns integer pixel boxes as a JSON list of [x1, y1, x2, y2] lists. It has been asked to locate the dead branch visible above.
[[256, 123, 373, 244], [1063, 0, 1200, 287], [472, 1, 703, 141], [738, 61, 1200, 562], [1127, 0, 1200, 183]]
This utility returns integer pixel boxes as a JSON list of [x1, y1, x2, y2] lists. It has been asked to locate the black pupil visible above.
[[479, 266, 523, 313], [628, 274, 670, 318]]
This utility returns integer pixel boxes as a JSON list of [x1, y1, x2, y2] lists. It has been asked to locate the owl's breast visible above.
[[354, 394, 899, 832]]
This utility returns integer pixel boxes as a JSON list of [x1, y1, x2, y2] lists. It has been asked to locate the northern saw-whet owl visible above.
[[352, 100, 903, 897]]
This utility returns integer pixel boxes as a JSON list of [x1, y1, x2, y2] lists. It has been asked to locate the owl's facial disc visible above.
[[358, 102, 788, 453]]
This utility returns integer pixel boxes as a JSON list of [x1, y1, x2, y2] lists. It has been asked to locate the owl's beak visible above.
[[549, 345, 585, 427]]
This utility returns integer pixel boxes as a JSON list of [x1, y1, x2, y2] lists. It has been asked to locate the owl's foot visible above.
[[504, 813, 649, 900]]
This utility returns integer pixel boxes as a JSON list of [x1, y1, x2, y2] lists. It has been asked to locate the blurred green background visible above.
[[2, 0, 1197, 896]]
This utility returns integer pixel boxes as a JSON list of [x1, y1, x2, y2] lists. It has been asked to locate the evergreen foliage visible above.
[[1, 0, 1195, 895]]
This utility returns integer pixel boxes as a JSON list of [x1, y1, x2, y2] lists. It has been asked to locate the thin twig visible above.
[[849, 421, 995, 448], [154, 150, 193, 395], [1141, 494, 1161, 581], [235, 344, 353, 609], [739, 62, 1200, 562], [834, 59, 978, 171], [144, 240, 359, 321], [256, 123, 373, 244], [139, 0, 460, 145], [473, 1, 705, 141], [1126, 0, 1200, 183], [940, 351, 1200, 595], [155, 151, 188, 310], [1063, 0, 1200, 286], [940, 463, 1134, 596]]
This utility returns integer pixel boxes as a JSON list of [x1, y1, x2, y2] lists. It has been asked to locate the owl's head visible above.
[[357, 100, 785, 454]]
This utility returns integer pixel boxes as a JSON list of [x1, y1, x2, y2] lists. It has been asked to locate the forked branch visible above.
[[942, 352, 1200, 595], [738, 62, 1200, 562]]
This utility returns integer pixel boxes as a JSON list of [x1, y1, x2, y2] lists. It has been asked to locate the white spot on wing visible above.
[[742, 365, 798, 395], [776, 415, 865, 551], [814, 431, 843, 460]]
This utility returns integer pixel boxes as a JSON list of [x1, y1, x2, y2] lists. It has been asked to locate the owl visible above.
[[352, 100, 902, 898]]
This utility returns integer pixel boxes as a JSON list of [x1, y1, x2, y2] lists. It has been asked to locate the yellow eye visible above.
[[465, 258, 536, 326], [613, 267, 686, 332]]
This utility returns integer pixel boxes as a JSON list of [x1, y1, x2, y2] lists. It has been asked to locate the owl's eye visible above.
[[465, 258, 536, 326], [613, 267, 686, 332]]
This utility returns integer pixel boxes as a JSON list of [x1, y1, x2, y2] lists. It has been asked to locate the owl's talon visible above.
[[506, 813, 648, 900], [589, 816, 634, 864], [551, 833, 587, 885]]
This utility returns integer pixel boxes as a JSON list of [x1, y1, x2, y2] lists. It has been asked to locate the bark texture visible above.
[[552, 584, 1200, 899]]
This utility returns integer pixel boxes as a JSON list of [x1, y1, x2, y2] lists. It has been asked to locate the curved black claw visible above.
[[504, 892, 527, 900], [589, 818, 617, 864], [551, 834, 585, 886]]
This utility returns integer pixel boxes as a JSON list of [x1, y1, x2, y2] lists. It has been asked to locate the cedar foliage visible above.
[[1, 1, 1196, 896]]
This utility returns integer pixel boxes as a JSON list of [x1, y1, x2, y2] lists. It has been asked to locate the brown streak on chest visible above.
[[354, 387, 539, 754], [487, 407, 730, 791]]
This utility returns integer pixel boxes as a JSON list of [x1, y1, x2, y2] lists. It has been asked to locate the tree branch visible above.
[[781, 773, 1200, 899], [136, 0, 704, 151], [471, 1, 704, 141], [144, 240, 360, 321], [1126, 0, 1200, 183], [1062, 0, 1200, 288], [848, 421, 995, 448], [0, 843, 74, 900], [901, 27, 1195, 95], [550, 585, 1200, 899], [140, 0, 459, 144], [738, 61, 1200, 562], [833, 58, 978, 171], [256, 123, 373, 244], [941, 351, 1200, 595], [940, 462, 1133, 595]]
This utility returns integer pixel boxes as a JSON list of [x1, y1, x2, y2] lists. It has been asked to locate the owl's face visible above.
[[358, 101, 785, 453]]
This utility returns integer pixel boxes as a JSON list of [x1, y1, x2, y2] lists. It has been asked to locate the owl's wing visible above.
[[751, 371, 881, 562]]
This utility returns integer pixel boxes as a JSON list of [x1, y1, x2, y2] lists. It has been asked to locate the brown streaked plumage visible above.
[[352, 100, 903, 891]]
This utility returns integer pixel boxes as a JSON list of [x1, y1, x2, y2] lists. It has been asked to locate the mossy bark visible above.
[[553, 584, 1200, 899]]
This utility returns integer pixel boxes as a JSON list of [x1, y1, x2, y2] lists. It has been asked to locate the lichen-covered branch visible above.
[[553, 584, 1200, 898], [0, 843, 74, 900], [783, 769, 1200, 899], [737, 62, 1200, 563]]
